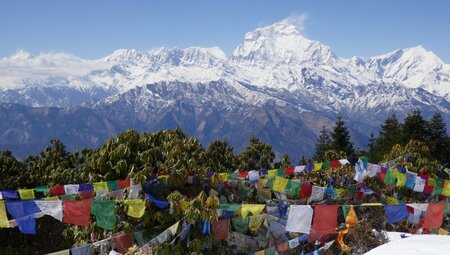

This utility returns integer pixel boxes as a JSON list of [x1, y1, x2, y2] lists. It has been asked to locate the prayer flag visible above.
[[113, 232, 135, 254], [212, 218, 230, 240], [18, 189, 35, 200], [285, 205, 313, 234], [384, 204, 408, 224], [91, 200, 116, 230], [423, 203, 446, 229], [124, 200, 146, 218], [118, 179, 131, 189], [50, 185, 65, 196], [241, 204, 265, 219], [5, 200, 40, 234], [93, 182, 108, 192], [107, 181, 119, 191], [272, 176, 288, 193], [35, 200, 63, 222], [312, 205, 339, 234], [0, 201, 11, 228], [63, 199, 91, 226]]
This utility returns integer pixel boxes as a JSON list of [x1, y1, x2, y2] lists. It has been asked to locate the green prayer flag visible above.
[[277, 168, 285, 177], [232, 217, 249, 233], [322, 161, 330, 170], [285, 180, 301, 197], [60, 194, 77, 200], [107, 180, 119, 191], [265, 246, 276, 255], [445, 203, 450, 215], [134, 230, 151, 246], [91, 200, 116, 230], [221, 203, 241, 212], [228, 172, 237, 179], [34, 186, 50, 193], [342, 205, 350, 219], [384, 169, 396, 185], [266, 177, 275, 189], [433, 179, 443, 196]]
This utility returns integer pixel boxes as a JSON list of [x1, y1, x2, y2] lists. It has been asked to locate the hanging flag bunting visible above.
[[286, 205, 313, 234], [5, 200, 40, 234], [312, 205, 339, 234], [0, 201, 11, 228], [423, 203, 446, 230], [35, 200, 63, 222], [241, 204, 265, 219], [63, 199, 91, 226], [384, 204, 409, 224], [91, 200, 116, 230], [124, 199, 146, 218]]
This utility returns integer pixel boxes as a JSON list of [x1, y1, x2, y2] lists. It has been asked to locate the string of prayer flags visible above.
[[241, 204, 265, 219], [384, 204, 409, 224], [91, 200, 116, 230], [63, 199, 91, 226], [18, 189, 35, 200], [423, 203, 446, 230], [0, 201, 11, 228], [35, 200, 63, 222], [5, 200, 40, 234], [312, 205, 339, 234], [212, 218, 230, 240], [286, 205, 313, 234], [124, 199, 146, 218]]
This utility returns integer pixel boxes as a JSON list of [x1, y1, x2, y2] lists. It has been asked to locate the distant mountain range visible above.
[[1, 19, 450, 159]]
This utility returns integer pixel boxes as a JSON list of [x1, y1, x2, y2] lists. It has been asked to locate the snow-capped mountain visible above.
[[1, 18, 450, 158]]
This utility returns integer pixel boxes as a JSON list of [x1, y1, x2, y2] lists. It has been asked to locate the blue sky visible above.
[[1, 0, 449, 62]]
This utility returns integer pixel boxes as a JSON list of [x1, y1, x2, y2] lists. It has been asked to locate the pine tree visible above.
[[427, 112, 450, 165], [330, 116, 354, 156], [402, 110, 428, 144], [314, 126, 332, 161], [370, 115, 402, 162]]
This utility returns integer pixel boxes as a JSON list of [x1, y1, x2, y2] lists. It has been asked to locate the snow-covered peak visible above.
[[232, 19, 336, 65]]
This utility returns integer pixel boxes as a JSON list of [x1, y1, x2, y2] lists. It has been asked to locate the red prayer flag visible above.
[[285, 166, 295, 176], [79, 191, 95, 200], [50, 185, 65, 196], [330, 160, 339, 168], [300, 183, 313, 198], [113, 232, 136, 254], [212, 218, 230, 240], [423, 178, 434, 195], [238, 171, 248, 179], [423, 203, 446, 229], [118, 179, 131, 189], [63, 199, 91, 226], [312, 205, 339, 234]]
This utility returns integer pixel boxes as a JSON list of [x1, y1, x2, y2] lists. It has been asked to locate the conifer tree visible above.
[[314, 126, 332, 161], [402, 110, 428, 144], [427, 112, 450, 165], [369, 115, 402, 162], [330, 116, 354, 156]]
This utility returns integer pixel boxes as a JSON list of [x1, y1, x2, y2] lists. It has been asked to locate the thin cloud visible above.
[[287, 12, 309, 34]]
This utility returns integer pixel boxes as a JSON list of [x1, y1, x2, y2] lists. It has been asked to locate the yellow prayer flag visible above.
[[93, 182, 108, 191], [43, 196, 59, 200], [438, 228, 449, 235], [241, 204, 265, 219], [257, 178, 268, 189], [336, 189, 345, 196], [396, 173, 406, 187], [255, 250, 265, 255], [443, 180, 450, 197], [268, 169, 277, 179], [272, 176, 288, 193], [124, 200, 146, 218], [386, 197, 399, 204], [428, 178, 436, 187], [18, 189, 35, 200], [249, 215, 266, 231], [314, 163, 323, 171], [0, 201, 10, 228], [218, 173, 228, 182]]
